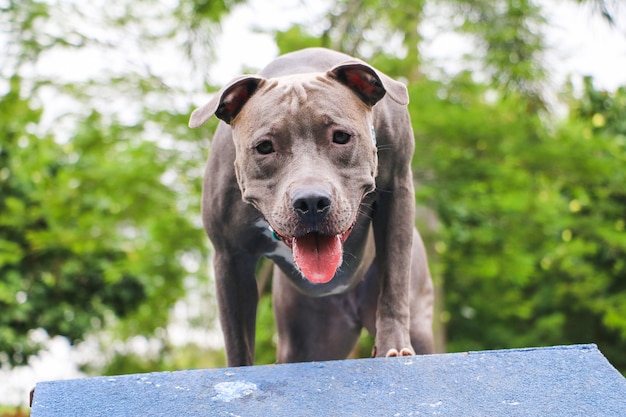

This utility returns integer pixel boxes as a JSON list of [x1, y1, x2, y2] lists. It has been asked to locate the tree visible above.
[[0, 0, 244, 368], [410, 72, 626, 370], [0, 74, 206, 366]]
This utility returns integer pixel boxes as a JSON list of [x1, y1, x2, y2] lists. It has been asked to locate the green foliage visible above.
[[410, 71, 626, 370], [275, 0, 425, 81], [275, 26, 326, 55], [0, 405, 28, 417], [451, 0, 548, 105], [0, 76, 209, 366], [0, 0, 229, 371], [102, 343, 226, 376], [254, 292, 278, 365]]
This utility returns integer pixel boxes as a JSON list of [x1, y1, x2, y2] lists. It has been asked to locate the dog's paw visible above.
[[385, 347, 415, 357], [371, 346, 416, 358]]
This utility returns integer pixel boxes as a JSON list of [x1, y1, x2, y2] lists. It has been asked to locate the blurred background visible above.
[[1, 0, 626, 412]]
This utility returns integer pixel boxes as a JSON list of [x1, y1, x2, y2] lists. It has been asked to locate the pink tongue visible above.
[[292, 233, 342, 284]]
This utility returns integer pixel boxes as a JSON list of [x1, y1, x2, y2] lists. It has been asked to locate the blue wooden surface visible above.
[[31, 344, 626, 416]]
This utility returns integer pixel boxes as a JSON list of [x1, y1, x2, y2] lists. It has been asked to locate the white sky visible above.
[[2, 0, 626, 408], [542, 0, 626, 91]]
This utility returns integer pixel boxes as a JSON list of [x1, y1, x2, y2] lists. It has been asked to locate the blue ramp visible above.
[[31, 344, 626, 416]]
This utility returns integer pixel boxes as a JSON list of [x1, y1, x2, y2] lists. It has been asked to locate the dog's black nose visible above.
[[291, 187, 332, 224]]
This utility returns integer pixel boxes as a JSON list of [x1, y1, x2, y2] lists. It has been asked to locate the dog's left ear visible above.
[[189, 75, 264, 128], [329, 62, 409, 107]]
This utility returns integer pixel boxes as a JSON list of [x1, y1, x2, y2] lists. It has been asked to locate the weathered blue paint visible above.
[[31, 344, 626, 416]]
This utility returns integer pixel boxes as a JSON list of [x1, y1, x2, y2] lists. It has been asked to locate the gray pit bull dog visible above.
[[189, 48, 434, 366]]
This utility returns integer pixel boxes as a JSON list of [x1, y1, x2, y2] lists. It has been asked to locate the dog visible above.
[[189, 47, 434, 366]]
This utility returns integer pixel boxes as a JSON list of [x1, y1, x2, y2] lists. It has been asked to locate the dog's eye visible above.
[[255, 140, 275, 155], [333, 131, 351, 145]]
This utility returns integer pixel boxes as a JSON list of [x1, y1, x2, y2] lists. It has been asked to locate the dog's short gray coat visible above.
[[190, 48, 434, 366]]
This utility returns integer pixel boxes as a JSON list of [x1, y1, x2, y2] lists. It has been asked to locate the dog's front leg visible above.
[[372, 166, 417, 358], [213, 251, 259, 366]]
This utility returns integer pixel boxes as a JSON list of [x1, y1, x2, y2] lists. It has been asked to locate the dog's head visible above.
[[190, 61, 408, 284]]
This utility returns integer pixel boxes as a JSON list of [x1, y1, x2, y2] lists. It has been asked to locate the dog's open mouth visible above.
[[281, 228, 352, 284]]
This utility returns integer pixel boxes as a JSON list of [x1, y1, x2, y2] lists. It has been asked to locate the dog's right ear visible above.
[[189, 75, 264, 128]]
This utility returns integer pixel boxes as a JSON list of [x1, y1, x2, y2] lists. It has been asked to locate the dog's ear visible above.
[[189, 75, 264, 128], [329, 62, 409, 107]]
